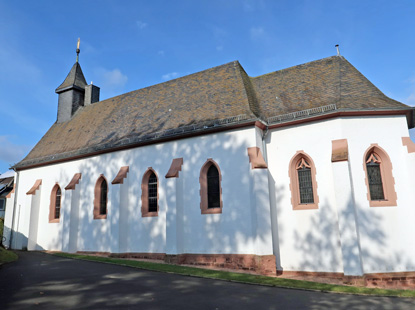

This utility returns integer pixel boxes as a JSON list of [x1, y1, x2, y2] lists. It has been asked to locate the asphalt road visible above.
[[0, 251, 414, 309]]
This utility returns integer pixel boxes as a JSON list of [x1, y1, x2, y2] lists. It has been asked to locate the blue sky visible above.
[[1, 0, 415, 174]]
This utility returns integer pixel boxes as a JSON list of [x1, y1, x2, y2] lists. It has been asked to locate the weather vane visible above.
[[76, 38, 80, 63]]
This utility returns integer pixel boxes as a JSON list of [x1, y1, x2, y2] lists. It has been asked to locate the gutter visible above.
[[14, 105, 415, 172], [14, 118, 258, 171]]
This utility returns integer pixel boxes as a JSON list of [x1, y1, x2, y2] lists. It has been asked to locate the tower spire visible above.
[[76, 38, 80, 63]]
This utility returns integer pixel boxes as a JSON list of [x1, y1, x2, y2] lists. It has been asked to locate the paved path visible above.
[[0, 252, 414, 309]]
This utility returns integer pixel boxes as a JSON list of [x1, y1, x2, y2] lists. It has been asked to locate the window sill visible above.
[[201, 207, 222, 214], [93, 214, 107, 220], [293, 204, 318, 210], [142, 211, 159, 217], [369, 200, 397, 207]]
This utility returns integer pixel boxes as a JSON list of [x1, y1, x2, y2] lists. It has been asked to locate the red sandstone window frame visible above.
[[93, 175, 108, 219], [363, 144, 397, 207], [49, 184, 61, 223], [141, 168, 159, 217], [288, 151, 319, 210], [199, 159, 223, 214]]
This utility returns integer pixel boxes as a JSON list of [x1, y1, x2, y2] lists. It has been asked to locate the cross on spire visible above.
[[76, 38, 80, 63]]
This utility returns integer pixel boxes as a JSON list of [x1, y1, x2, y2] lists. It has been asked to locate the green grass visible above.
[[52, 252, 415, 298], [0, 247, 18, 264]]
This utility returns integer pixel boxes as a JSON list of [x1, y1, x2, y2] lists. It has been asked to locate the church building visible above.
[[4, 48, 415, 280]]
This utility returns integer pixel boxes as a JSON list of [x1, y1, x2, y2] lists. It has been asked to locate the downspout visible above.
[[9, 168, 19, 249], [261, 125, 269, 163]]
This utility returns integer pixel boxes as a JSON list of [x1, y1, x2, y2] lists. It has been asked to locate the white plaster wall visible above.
[[180, 128, 260, 254], [266, 118, 343, 273], [267, 115, 415, 274], [344, 115, 415, 273], [12, 127, 267, 256], [3, 191, 15, 248]]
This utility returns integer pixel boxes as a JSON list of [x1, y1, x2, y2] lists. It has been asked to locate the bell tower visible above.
[[55, 39, 99, 123]]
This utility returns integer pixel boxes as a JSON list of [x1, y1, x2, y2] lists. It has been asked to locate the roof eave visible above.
[[267, 107, 415, 129], [13, 118, 258, 171]]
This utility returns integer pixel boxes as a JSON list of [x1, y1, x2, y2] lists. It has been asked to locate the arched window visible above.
[[100, 179, 108, 215], [200, 159, 223, 214], [296, 158, 314, 204], [289, 151, 319, 210], [148, 172, 158, 212], [94, 175, 108, 219], [207, 165, 220, 209], [49, 184, 61, 223], [141, 168, 159, 217], [366, 153, 384, 200], [363, 145, 397, 207]]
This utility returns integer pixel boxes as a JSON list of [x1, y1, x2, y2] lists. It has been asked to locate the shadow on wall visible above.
[[355, 201, 415, 273], [72, 128, 278, 258], [293, 199, 342, 272], [4, 230, 45, 251], [292, 193, 414, 274], [267, 173, 284, 270]]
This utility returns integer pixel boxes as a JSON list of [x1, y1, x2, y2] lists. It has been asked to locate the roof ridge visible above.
[[90, 60, 242, 106], [339, 57, 386, 97], [251, 55, 340, 79], [232, 62, 262, 118]]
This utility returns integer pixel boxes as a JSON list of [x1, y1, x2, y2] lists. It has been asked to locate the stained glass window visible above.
[[366, 153, 384, 200], [297, 158, 314, 204], [148, 172, 158, 212], [55, 187, 61, 219]]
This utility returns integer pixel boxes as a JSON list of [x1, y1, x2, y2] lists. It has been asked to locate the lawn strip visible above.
[[52, 252, 415, 298], [0, 247, 18, 265]]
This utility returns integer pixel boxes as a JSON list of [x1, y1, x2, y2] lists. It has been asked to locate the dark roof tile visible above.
[[55, 62, 87, 92], [15, 56, 411, 169]]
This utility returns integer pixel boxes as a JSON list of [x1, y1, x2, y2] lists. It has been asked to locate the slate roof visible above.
[[55, 62, 87, 93], [251, 56, 408, 118], [15, 55, 412, 169]]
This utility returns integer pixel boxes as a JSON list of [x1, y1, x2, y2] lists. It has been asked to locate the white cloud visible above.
[[95, 68, 128, 91], [162, 72, 179, 81], [0, 136, 30, 165], [136, 20, 148, 29], [250, 26, 265, 39]]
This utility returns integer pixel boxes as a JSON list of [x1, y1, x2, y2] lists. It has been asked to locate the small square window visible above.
[[0, 199, 5, 211]]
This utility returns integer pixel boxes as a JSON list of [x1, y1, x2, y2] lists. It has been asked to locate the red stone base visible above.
[[75, 251, 415, 288], [365, 272, 415, 289], [110, 252, 166, 260], [278, 270, 415, 289], [78, 251, 276, 276], [165, 254, 276, 275]]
